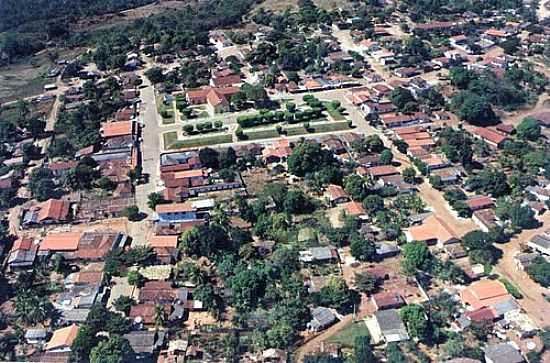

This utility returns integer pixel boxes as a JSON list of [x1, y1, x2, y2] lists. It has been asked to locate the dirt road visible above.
[[494, 213, 550, 327]]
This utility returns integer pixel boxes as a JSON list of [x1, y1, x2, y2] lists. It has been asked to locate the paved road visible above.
[[135, 70, 162, 215]]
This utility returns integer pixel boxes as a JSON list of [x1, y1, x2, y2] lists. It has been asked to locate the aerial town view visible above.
[[2, 0, 550, 362]]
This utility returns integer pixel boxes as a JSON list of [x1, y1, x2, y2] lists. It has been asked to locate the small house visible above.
[[366, 309, 409, 344], [307, 307, 337, 332], [484, 342, 524, 363]]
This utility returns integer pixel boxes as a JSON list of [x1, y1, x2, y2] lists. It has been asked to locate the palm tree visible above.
[[211, 202, 229, 228]]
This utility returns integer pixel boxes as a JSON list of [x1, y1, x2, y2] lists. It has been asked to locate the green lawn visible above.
[[243, 128, 280, 140], [311, 121, 351, 133], [285, 126, 308, 136], [162, 131, 179, 149], [168, 134, 233, 149], [323, 102, 346, 121], [327, 321, 370, 348]]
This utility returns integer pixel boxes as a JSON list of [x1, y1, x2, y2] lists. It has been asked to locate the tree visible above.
[[113, 296, 135, 315], [363, 194, 384, 213], [312, 277, 358, 313], [147, 192, 168, 210], [527, 257, 550, 287], [390, 87, 417, 112], [451, 91, 496, 125], [199, 147, 219, 169], [266, 322, 295, 349], [450, 67, 476, 89], [127, 271, 144, 287], [354, 335, 374, 363], [90, 335, 133, 363], [354, 272, 380, 295], [65, 157, 100, 190], [230, 263, 267, 312], [380, 149, 393, 165], [219, 147, 237, 169], [402, 167, 416, 184], [122, 206, 140, 221], [180, 224, 232, 257], [71, 325, 99, 362], [144, 67, 164, 84], [350, 234, 377, 262], [287, 141, 334, 177], [283, 189, 314, 214], [28, 167, 58, 201], [517, 117, 541, 141], [386, 343, 407, 363], [400, 304, 429, 340], [401, 241, 431, 274], [96, 176, 116, 191], [466, 168, 509, 197], [14, 293, 54, 325], [344, 174, 367, 201]]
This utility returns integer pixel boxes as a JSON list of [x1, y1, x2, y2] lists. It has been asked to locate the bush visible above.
[[182, 124, 194, 134]]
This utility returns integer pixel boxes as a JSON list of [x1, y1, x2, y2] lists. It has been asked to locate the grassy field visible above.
[[0, 48, 84, 103], [168, 134, 233, 149], [311, 121, 351, 133], [324, 102, 346, 121], [163, 131, 179, 149], [243, 128, 280, 140], [327, 321, 370, 348]]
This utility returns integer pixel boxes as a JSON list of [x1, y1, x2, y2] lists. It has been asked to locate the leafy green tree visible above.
[[527, 257, 550, 287], [147, 192, 168, 210], [380, 149, 394, 165], [400, 304, 429, 340], [266, 322, 295, 349], [287, 141, 334, 177], [312, 277, 358, 313], [466, 168, 509, 197], [113, 296, 135, 315], [14, 293, 54, 325], [354, 335, 374, 363], [354, 272, 380, 295], [71, 324, 99, 362], [401, 241, 431, 274], [451, 91, 496, 125], [199, 147, 220, 169], [350, 234, 376, 262], [390, 87, 417, 112], [283, 189, 315, 214], [122, 206, 140, 221], [230, 263, 267, 312], [344, 174, 367, 201], [127, 271, 144, 287], [450, 67, 476, 89], [402, 167, 416, 184], [517, 117, 541, 141], [28, 167, 59, 201], [179, 224, 232, 257], [144, 67, 165, 84], [362, 194, 384, 213], [90, 335, 133, 363]]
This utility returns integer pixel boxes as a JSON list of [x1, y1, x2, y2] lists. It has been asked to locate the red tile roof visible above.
[[471, 127, 507, 146], [39, 232, 82, 252], [101, 121, 134, 138], [367, 165, 399, 177], [36, 199, 71, 223]]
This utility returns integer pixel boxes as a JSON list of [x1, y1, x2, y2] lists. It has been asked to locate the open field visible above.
[[327, 320, 370, 348], [253, 0, 348, 11], [0, 48, 84, 103]]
